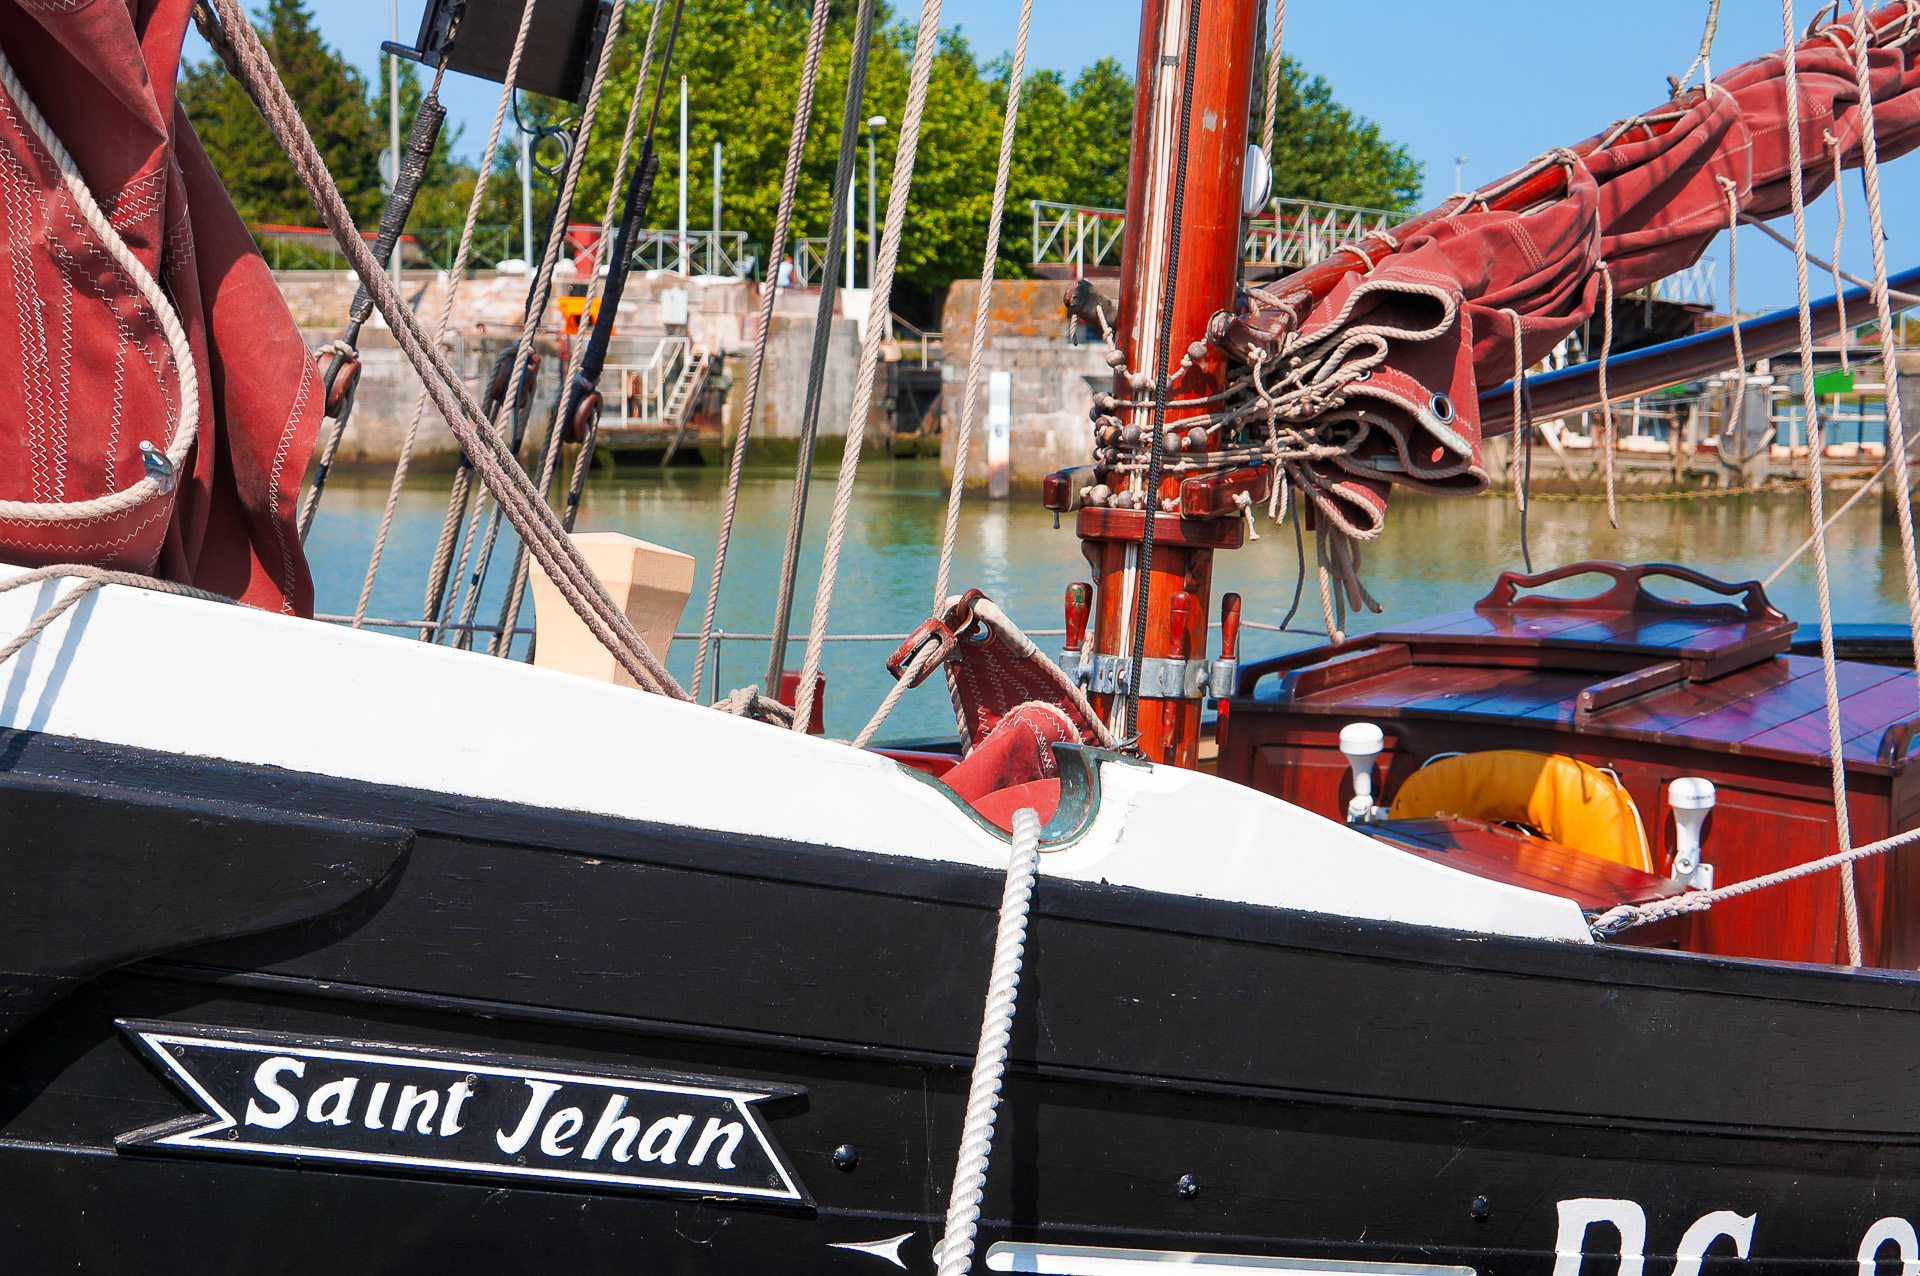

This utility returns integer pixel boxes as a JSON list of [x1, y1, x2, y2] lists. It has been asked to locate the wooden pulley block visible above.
[[316, 349, 362, 420], [562, 390, 603, 445]]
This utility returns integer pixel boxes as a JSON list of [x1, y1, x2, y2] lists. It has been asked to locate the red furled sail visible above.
[[0, 0, 321, 613], [1219, 3, 1920, 540]]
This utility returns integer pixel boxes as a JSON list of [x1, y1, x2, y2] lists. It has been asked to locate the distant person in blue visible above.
[[776, 254, 795, 289]]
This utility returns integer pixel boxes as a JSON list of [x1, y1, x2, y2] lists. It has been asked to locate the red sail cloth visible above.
[[1225, 7, 1920, 540], [0, 0, 321, 613]]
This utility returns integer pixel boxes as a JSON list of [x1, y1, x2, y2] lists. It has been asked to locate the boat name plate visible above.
[[113, 1020, 811, 1205]]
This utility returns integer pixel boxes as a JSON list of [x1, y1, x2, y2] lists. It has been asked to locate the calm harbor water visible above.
[[307, 460, 1917, 741]]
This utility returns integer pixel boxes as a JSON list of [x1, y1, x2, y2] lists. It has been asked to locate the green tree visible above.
[[179, 0, 384, 226]]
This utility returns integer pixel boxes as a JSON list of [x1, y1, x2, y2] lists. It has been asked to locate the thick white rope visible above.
[[935, 806, 1041, 1276], [1781, 0, 1862, 966], [354, 1, 541, 627], [790, 0, 948, 733], [933, 0, 1033, 606], [1260, 0, 1286, 164], [690, 0, 835, 698], [1848, 0, 1920, 685], [0, 45, 200, 524]]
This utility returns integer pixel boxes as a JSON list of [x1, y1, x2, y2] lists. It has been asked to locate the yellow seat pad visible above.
[[1387, 750, 1652, 873]]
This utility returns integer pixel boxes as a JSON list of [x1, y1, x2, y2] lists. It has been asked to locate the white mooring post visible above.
[[987, 370, 1012, 500]]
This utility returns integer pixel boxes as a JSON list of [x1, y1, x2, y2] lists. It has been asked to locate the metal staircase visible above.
[[658, 347, 713, 466]]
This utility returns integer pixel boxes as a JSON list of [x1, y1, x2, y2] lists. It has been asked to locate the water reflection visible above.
[[307, 462, 1909, 741]]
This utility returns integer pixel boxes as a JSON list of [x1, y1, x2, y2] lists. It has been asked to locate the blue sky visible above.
[[210, 0, 1920, 314]]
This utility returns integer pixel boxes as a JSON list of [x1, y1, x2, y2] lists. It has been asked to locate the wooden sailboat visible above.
[[4, 0, 1920, 1272]]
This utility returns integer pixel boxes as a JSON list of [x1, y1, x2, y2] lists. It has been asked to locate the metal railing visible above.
[[604, 337, 693, 429], [1031, 201, 1127, 275], [623, 230, 757, 278], [256, 224, 517, 272], [1245, 198, 1401, 270], [1644, 258, 1717, 309], [890, 313, 941, 368], [1030, 197, 1405, 276]]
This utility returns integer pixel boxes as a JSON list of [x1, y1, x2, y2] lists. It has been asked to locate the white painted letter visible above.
[[392, 1085, 439, 1135], [306, 1077, 358, 1127], [1552, 1199, 1647, 1276], [540, 1107, 585, 1157], [1672, 1211, 1756, 1276], [244, 1057, 304, 1130], [638, 1114, 694, 1164], [441, 1081, 473, 1137], [583, 1095, 642, 1162], [688, 1117, 745, 1170], [1858, 1218, 1920, 1276], [496, 1080, 562, 1154], [362, 1081, 391, 1130]]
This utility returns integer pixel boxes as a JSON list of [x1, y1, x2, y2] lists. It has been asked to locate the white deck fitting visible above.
[[0, 565, 1592, 943]]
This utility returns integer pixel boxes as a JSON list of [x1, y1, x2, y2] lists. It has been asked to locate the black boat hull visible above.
[[2, 726, 1915, 1275]]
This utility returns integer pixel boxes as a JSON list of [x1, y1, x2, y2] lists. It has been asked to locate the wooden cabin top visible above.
[[1236, 562, 1920, 775]]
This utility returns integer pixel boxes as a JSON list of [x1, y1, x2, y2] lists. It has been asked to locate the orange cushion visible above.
[[1388, 750, 1652, 873]]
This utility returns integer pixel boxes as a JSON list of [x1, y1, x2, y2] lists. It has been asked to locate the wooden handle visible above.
[[1168, 591, 1196, 660], [1477, 560, 1783, 622], [1220, 592, 1242, 660], [1064, 582, 1092, 651]]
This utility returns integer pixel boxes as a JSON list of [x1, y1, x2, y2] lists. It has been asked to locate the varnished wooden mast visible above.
[[1076, 0, 1259, 765]]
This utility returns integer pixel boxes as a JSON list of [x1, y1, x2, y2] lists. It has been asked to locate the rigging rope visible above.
[[934, 806, 1041, 1276], [204, 0, 688, 699], [1738, 212, 1920, 306], [1674, 0, 1724, 93], [1826, 130, 1851, 373], [448, 1, 632, 652], [354, 3, 541, 629], [0, 45, 200, 526], [1502, 308, 1535, 573], [1593, 819, 1920, 936], [493, 0, 676, 657], [765, 0, 881, 692], [1847, 0, 1920, 687], [1716, 176, 1753, 460], [1780, 0, 1862, 966], [934, 0, 1035, 606], [1260, 0, 1286, 165], [790, 0, 952, 734], [1596, 262, 1619, 527], [689, 0, 835, 698]]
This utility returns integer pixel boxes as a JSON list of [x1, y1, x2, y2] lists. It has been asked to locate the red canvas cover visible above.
[[0, 0, 321, 613], [1222, 4, 1920, 539]]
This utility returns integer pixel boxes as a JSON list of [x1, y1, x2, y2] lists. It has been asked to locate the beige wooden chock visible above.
[[529, 532, 694, 688]]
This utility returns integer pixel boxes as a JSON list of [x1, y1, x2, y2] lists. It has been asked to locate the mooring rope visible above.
[[1260, 0, 1286, 165], [935, 806, 1041, 1276]]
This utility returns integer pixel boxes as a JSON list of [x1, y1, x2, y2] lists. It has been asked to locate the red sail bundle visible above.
[[1219, 4, 1920, 539], [0, 0, 321, 612]]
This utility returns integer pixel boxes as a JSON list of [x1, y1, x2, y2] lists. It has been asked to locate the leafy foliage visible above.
[[179, 0, 1423, 309]]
